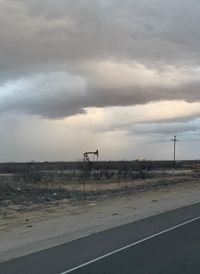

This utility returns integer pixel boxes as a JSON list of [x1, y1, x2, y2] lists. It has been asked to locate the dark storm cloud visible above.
[[1, 0, 200, 118]]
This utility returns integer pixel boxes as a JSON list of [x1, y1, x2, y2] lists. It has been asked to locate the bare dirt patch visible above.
[[1, 174, 200, 262], [0, 174, 199, 230]]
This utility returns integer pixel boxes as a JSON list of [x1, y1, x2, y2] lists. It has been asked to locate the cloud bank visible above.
[[1, 0, 200, 161], [0, 0, 200, 119]]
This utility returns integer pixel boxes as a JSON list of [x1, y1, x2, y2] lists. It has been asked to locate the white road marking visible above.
[[59, 216, 200, 274]]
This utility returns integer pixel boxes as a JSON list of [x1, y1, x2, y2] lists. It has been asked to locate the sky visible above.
[[0, 0, 200, 162]]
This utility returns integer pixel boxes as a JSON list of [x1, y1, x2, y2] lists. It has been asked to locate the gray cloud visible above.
[[131, 119, 200, 136], [146, 123, 200, 135], [1, 71, 200, 119], [1, 0, 200, 118], [2, 0, 200, 66]]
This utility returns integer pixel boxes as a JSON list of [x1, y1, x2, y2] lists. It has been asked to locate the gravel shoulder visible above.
[[1, 177, 200, 263]]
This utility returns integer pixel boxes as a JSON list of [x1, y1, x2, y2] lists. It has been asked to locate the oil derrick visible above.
[[83, 150, 99, 179]]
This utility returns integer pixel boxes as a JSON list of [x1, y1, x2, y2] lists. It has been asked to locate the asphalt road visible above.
[[1, 202, 200, 274]]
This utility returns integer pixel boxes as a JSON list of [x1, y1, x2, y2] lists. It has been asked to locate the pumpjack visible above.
[[83, 149, 99, 162], [82, 150, 99, 180]]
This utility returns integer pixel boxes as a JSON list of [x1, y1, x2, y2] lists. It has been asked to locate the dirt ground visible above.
[[0, 175, 196, 230], [1, 174, 200, 262]]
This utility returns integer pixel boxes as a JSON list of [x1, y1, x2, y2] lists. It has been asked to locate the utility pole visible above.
[[171, 136, 178, 169]]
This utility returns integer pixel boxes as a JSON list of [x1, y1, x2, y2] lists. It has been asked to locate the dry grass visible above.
[[0, 171, 198, 207]]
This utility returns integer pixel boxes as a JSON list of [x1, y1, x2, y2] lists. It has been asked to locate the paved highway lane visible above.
[[1, 202, 200, 274], [66, 217, 200, 274]]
